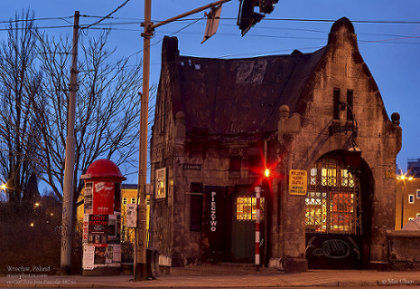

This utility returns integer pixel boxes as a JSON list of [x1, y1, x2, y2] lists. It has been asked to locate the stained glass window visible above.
[[310, 168, 317, 185], [341, 169, 354, 187], [329, 192, 354, 232], [305, 192, 327, 233], [305, 155, 360, 235], [321, 168, 337, 187]]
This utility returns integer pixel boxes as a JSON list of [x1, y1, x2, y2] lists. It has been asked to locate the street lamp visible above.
[[397, 173, 414, 229]]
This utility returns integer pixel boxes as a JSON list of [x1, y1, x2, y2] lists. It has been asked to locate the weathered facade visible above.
[[149, 18, 402, 272]]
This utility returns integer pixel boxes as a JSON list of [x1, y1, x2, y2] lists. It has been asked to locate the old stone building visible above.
[[149, 17, 402, 272]]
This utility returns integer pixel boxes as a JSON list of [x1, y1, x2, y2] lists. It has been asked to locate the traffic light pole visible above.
[[134, 0, 231, 281]]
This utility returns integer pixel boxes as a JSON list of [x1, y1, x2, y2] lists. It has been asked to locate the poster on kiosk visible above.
[[81, 159, 125, 275]]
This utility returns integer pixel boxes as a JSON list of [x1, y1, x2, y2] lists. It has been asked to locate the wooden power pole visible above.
[[134, 0, 151, 280]]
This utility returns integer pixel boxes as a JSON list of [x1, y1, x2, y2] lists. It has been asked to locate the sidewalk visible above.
[[1, 268, 420, 288]]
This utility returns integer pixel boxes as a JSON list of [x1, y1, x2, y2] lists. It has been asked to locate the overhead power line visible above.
[[0, 16, 73, 24], [0, 25, 72, 31], [82, 0, 131, 29], [2, 15, 420, 32]]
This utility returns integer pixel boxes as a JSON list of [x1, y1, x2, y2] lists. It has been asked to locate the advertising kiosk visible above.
[[81, 159, 125, 275]]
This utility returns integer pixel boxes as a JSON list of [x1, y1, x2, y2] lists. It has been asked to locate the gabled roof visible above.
[[175, 48, 326, 136], [161, 17, 363, 137]]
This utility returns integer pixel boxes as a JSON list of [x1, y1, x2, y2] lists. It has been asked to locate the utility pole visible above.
[[60, 10, 79, 273], [134, 0, 151, 280], [134, 0, 231, 281]]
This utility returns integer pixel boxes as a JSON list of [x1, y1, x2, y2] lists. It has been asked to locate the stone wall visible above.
[[386, 230, 420, 270], [276, 18, 401, 270]]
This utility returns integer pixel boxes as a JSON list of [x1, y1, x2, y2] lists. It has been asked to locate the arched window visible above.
[[305, 155, 361, 234]]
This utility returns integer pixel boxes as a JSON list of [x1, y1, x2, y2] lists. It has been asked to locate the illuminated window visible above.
[[321, 168, 337, 187], [305, 192, 327, 233], [409, 195, 415, 204], [236, 196, 264, 221], [310, 168, 317, 185], [306, 155, 360, 235], [329, 192, 354, 233], [341, 169, 354, 187]]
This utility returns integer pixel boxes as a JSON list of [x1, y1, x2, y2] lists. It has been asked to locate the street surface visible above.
[[1, 269, 420, 288]]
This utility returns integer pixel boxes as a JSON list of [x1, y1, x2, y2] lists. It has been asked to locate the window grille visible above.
[[236, 196, 264, 221], [305, 156, 360, 234]]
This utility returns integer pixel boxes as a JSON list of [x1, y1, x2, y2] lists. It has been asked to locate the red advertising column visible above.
[[81, 159, 125, 276]]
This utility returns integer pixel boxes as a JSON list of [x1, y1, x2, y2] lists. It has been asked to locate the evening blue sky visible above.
[[1, 0, 420, 183]]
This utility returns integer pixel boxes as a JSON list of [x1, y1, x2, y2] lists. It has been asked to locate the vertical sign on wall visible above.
[[155, 167, 167, 199], [210, 192, 217, 232], [203, 186, 227, 262]]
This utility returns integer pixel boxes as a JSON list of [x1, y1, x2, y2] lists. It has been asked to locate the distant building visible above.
[[149, 18, 401, 271], [395, 173, 420, 230], [408, 159, 420, 177]]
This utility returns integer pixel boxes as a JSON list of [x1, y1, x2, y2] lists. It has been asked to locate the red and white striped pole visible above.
[[255, 185, 261, 271]]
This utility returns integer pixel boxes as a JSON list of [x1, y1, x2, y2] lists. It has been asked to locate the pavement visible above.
[[1, 265, 420, 288]]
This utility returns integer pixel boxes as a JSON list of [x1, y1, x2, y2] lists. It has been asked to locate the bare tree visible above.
[[0, 11, 42, 205], [34, 30, 143, 204]]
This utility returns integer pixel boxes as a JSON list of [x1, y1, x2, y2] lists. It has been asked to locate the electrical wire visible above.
[[0, 25, 72, 31], [0, 16, 73, 24], [82, 0, 131, 29]]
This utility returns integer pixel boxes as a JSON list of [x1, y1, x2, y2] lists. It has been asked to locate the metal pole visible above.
[[255, 185, 261, 271], [134, 0, 151, 281], [133, 0, 231, 280], [401, 182, 405, 229], [151, 0, 230, 30], [60, 10, 79, 273]]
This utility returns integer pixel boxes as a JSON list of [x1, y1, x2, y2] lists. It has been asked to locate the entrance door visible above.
[[230, 187, 264, 262], [305, 155, 363, 269]]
